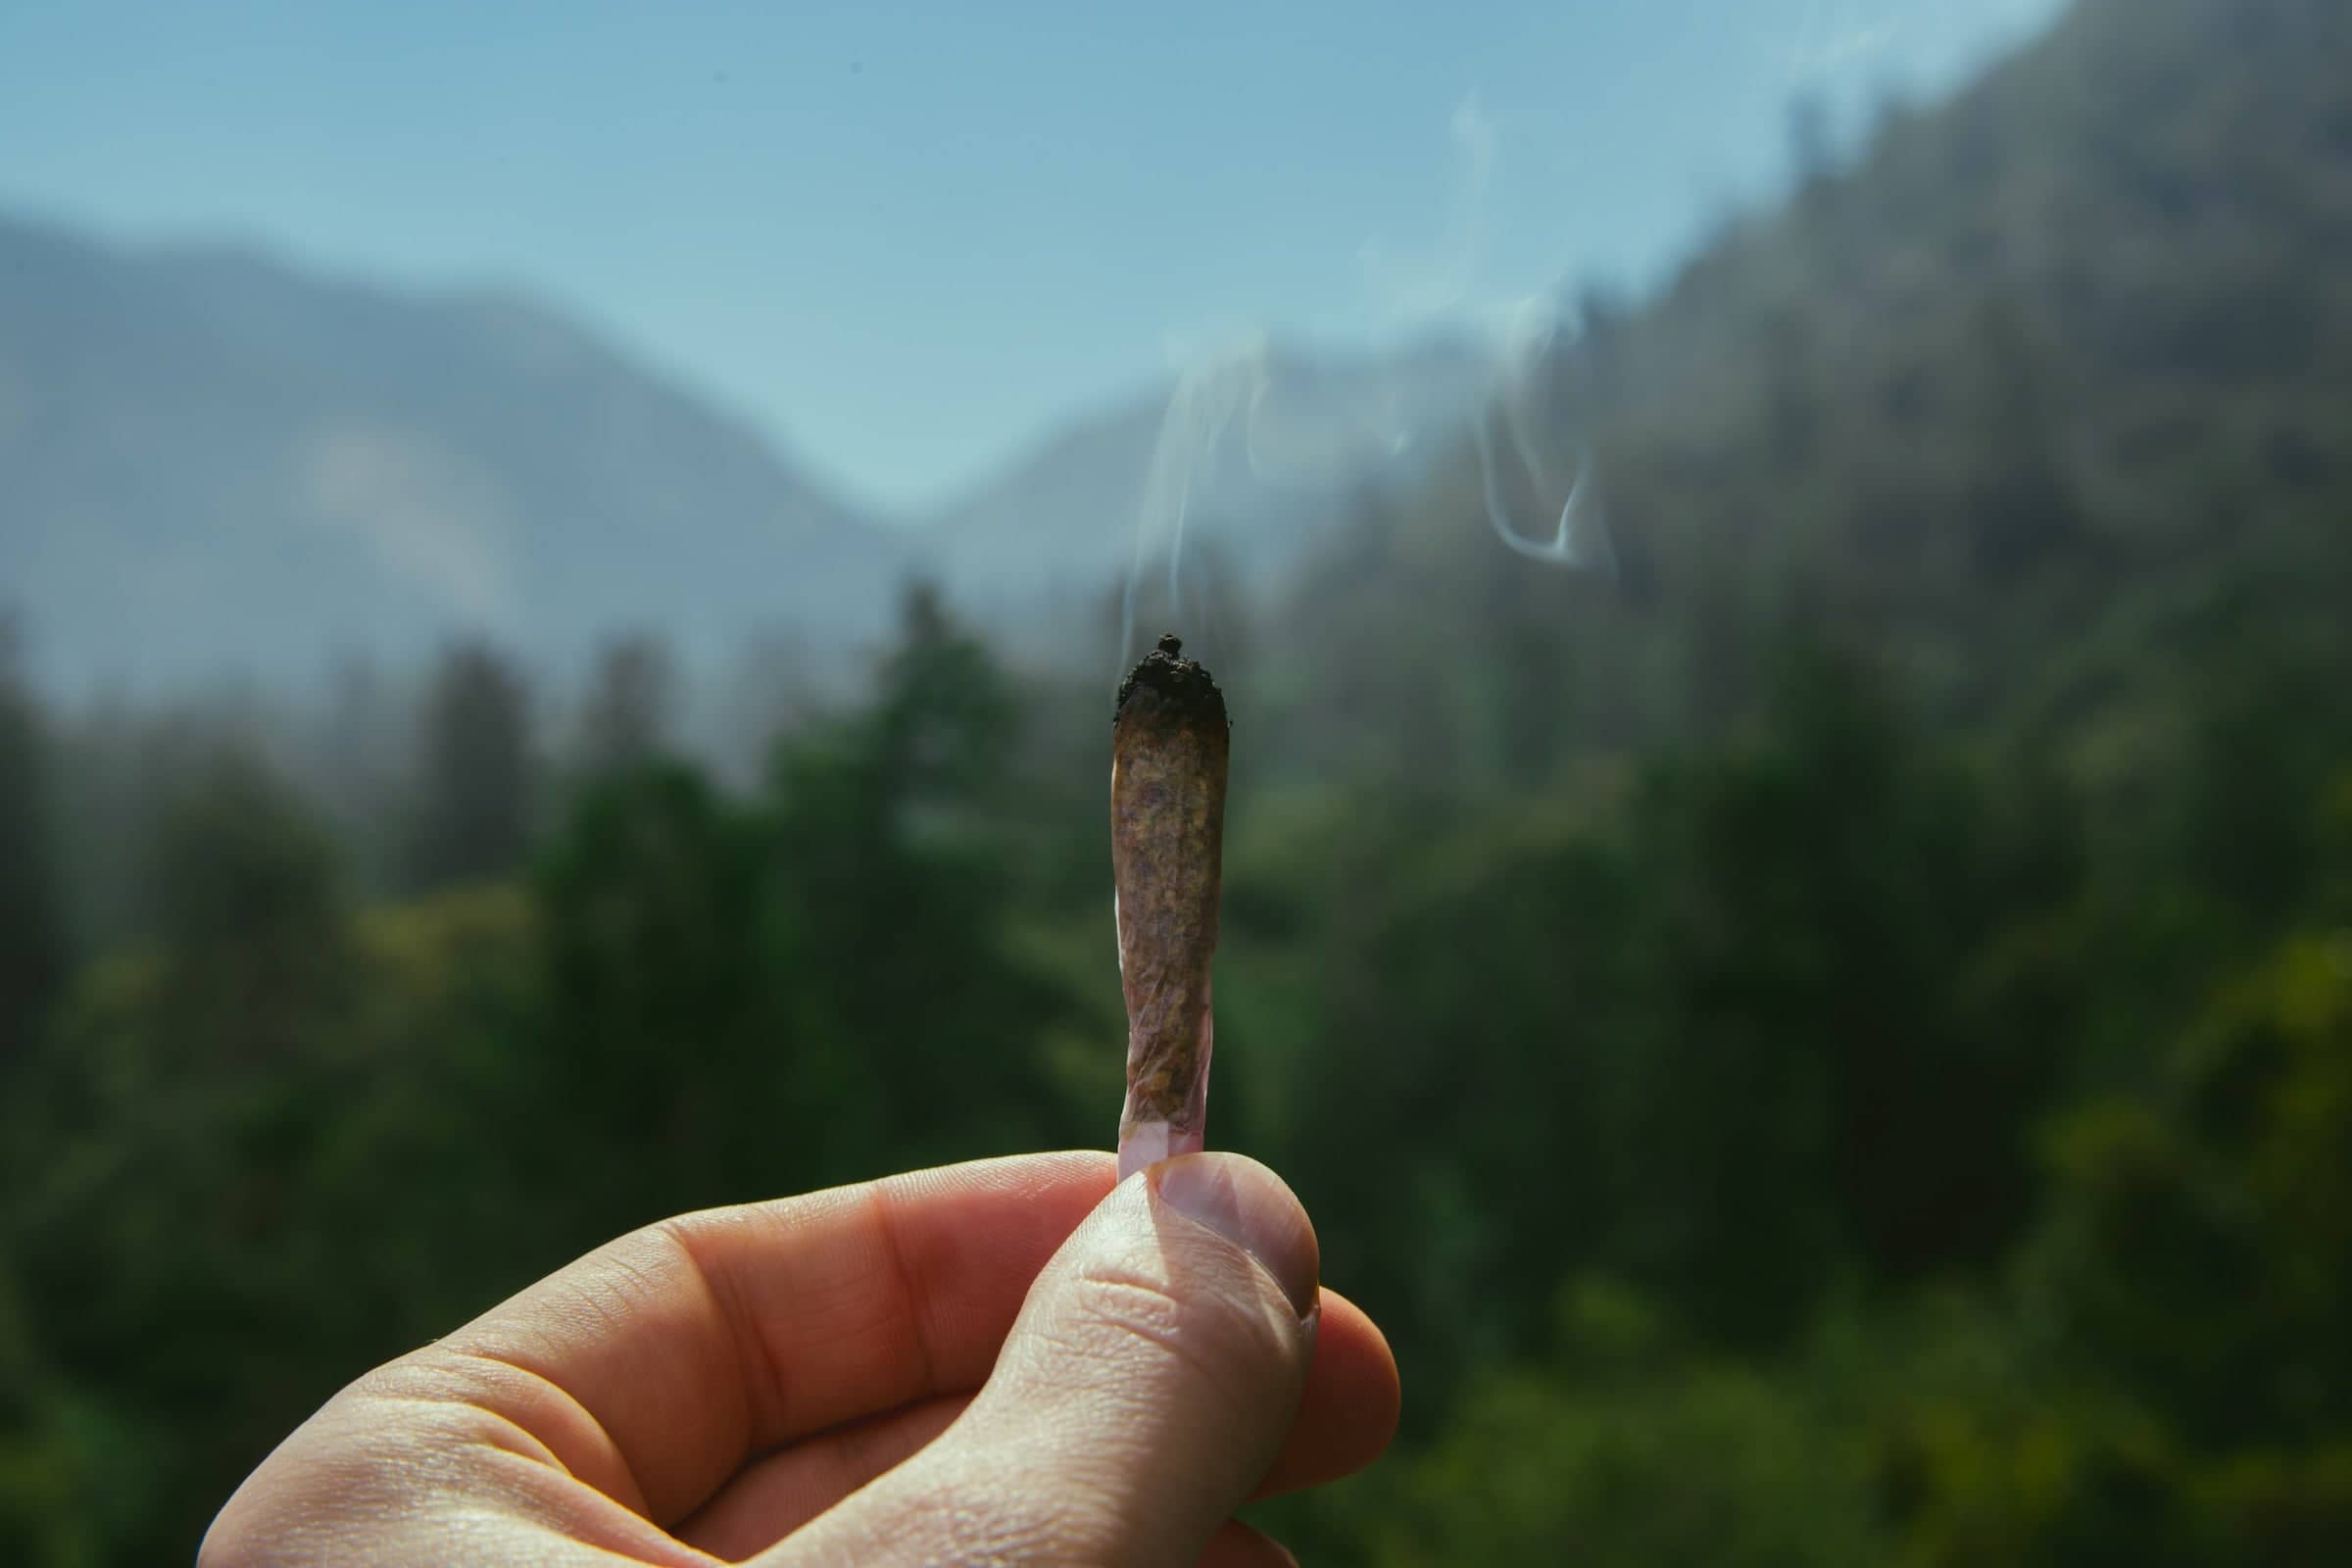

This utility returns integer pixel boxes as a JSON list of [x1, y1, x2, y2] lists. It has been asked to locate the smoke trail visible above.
[[1119, 336, 1271, 666], [1108, 7, 2065, 671], [1474, 298, 1616, 572], [1472, 416, 1609, 570], [1118, 92, 1613, 676]]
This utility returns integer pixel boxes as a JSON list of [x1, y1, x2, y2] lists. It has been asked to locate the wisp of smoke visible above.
[[1118, 92, 1615, 673], [1119, 336, 1271, 662], [1473, 299, 1615, 572]]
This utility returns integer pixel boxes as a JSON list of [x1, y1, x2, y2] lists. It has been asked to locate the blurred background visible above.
[[5, 0, 2351, 1560]]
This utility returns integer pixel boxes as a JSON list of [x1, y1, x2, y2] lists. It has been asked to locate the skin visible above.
[[200, 1151, 1399, 1567]]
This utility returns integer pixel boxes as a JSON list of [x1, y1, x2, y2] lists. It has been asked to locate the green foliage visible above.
[[571, 633, 677, 777], [1, 754, 372, 1559], [0, 594, 1096, 1559], [0, 617, 68, 1069], [2029, 929, 2352, 1472], [403, 639, 537, 892], [1355, 1281, 1893, 1566], [9, 1, 2352, 1561]]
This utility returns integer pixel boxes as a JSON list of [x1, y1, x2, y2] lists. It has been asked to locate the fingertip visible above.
[[1199, 1518, 1298, 1568], [1254, 1286, 1402, 1498], [1318, 1286, 1402, 1449], [794, 1153, 1325, 1566], [1151, 1153, 1320, 1319]]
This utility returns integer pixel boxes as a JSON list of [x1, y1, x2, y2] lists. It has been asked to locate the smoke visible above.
[[1475, 299, 1614, 572], [1358, 91, 1499, 326], [1109, 4, 2071, 670], [1119, 91, 1612, 671], [1764, 0, 2068, 92], [1120, 336, 1269, 658], [1776, 3, 1903, 76]]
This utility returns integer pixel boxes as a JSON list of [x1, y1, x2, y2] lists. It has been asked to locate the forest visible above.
[[5, 0, 2351, 1560]]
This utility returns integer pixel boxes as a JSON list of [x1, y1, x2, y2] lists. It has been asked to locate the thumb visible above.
[[779, 1153, 1319, 1568]]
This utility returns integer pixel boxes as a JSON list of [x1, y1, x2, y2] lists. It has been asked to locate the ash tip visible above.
[[1115, 630, 1227, 725]]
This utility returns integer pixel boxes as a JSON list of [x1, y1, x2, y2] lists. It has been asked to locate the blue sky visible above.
[[0, 0, 2064, 515]]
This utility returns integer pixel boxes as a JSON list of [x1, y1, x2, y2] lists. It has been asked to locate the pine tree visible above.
[[405, 641, 537, 891], [0, 614, 69, 1066], [573, 633, 675, 776]]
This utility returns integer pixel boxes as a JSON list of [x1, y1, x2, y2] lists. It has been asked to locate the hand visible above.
[[200, 1151, 1399, 1566]]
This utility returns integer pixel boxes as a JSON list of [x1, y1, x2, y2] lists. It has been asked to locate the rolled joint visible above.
[[1110, 634, 1229, 1175]]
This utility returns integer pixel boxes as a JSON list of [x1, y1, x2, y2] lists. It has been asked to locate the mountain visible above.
[[0, 214, 906, 694], [1233, 0, 2352, 781], [912, 334, 1497, 643]]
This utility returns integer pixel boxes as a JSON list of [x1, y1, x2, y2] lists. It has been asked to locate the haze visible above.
[[0, 0, 2062, 515]]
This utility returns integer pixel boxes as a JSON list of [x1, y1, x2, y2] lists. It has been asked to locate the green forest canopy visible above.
[[6, 0, 2351, 1560]]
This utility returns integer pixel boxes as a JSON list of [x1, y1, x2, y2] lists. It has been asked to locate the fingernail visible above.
[[1152, 1153, 1320, 1319]]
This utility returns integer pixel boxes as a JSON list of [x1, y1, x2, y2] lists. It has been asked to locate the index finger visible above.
[[408, 1151, 1397, 1530], [428, 1152, 1116, 1525]]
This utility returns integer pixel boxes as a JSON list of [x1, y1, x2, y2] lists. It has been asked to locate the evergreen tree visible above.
[[0, 616, 68, 1067], [572, 632, 675, 776], [405, 641, 536, 891], [141, 746, 352, 1070]]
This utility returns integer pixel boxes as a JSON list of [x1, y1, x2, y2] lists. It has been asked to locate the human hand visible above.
[[201, 1151, 1398, 1566]]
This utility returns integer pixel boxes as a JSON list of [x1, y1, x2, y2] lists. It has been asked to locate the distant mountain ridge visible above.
[[909, 335, 1497, 622], [1226, 0, 2352, 783], [0, 208, 1508, 694], [0, 213, 906, 694]]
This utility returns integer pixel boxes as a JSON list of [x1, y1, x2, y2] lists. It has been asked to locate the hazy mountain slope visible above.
[[1240, 0, 2352, 780], [0, 215, 905, 693], [914, 336, 1494, 618], [918, 390, 1164, 603]]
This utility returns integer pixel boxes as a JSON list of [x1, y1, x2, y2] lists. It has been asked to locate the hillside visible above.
[[0, 215, 906, 693], [9, 1, 2352, 1563], [1239, 0, 2351, 788], [913, 334, 1494, 649]]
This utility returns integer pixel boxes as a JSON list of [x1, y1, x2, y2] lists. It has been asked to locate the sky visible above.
[[0, 0, 2065, 517]]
